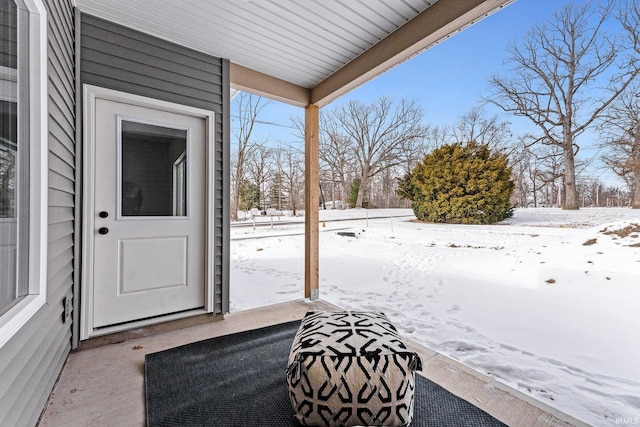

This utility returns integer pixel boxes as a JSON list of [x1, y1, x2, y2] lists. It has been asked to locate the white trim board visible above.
[[0, 0, 48, 349]]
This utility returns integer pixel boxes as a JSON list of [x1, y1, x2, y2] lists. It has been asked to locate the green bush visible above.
[[398, 142, 514, 224]]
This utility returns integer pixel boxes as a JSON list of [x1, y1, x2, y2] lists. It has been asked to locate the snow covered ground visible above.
[[230, 207, 640, 426]]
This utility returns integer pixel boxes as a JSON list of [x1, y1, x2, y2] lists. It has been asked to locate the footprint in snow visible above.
[[447, 304, 461, 314]]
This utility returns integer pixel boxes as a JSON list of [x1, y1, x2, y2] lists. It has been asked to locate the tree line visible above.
[[230, 0, 640, 220]]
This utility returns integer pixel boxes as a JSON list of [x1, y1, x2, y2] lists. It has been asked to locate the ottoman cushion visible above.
[[286, 311, 422, 427]]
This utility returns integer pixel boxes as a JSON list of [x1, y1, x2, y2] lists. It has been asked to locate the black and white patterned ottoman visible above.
[[286, 311, 422, 427]]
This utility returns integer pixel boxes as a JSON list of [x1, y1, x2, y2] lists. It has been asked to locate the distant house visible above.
[[0, 1, 514, 424]]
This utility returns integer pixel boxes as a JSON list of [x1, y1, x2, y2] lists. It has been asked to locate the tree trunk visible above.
[[557, 185, 562, 208], [633, 125, 640, 209], [230, 164, 242, 221], [563, 146, 580, 210], [632, 172, 640, 209], [341, 182, 348, 209], [356, 174, 369, 208]]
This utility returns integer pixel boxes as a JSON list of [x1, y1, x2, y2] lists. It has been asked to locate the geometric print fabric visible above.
[[286, 311, 422, 426]]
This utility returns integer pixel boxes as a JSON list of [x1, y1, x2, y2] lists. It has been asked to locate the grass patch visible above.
[[600, 223, 640, 238]]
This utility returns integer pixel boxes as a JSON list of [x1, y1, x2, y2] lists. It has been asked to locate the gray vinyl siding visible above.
[[221, 59, 230, 313], [80, 13, 227, 314], [0, 0, 75, 426]]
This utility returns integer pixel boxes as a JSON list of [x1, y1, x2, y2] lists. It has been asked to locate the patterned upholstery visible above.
[[286, 311, 422, 427]]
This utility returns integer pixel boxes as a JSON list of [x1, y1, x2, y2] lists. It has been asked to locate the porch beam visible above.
[[310, 0, 514, 107], [304, 104, 320, 300], [230, 62, 311, 108]]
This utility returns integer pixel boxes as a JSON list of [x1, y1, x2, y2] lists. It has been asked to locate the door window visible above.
[[120, 120, 187, 217]]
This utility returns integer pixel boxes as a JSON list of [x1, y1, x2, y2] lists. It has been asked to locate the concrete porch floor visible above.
[[38, 299, 587, 427]]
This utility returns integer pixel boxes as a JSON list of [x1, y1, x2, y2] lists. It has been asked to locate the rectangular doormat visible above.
[[145, 320, 506, 426]]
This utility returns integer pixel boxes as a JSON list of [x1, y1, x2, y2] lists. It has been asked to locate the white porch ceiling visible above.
[[74, 0, 514, 106]]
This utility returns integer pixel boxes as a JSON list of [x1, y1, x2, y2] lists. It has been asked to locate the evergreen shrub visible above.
[[398, 142, 514, 224]]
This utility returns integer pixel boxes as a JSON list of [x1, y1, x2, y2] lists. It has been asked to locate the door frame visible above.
[[81, 85, 216, 340]]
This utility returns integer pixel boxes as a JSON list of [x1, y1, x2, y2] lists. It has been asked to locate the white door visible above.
[[88, 91, 210, 330]]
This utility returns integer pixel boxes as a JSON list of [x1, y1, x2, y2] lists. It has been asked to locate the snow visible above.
[[230, 207, 640, 426]]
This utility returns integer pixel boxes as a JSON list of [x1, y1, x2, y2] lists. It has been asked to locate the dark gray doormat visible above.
[[145, 320, 507, 426]]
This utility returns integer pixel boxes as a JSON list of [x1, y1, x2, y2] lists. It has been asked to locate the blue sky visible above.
[[331, 0, 559, 131], [232, 0, 623, 185]]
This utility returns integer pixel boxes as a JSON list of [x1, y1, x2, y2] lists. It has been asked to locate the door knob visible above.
[[99, 211, 109, 218], [98, 227, 109, 235]]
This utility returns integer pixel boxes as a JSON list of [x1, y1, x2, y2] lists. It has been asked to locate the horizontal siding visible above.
[[47, 264, 74, 303], [81, 71, 222, 108], [48, 206, 74, 224], [47, 153, 74, 183], [47, 134, 74, 170], [48, 85, 76, 141], [82, 48, 221, 99], [80, 13, 226, 314], [48, 187, 74, 208], [0, 305, 67, 427], [48, 171, 74, 196], [48, 234, 74, 261], [0, 1, 76, 426], [81, 14, 223, 111], [48, 221, 74, 245], [81, 15, 223, 70]]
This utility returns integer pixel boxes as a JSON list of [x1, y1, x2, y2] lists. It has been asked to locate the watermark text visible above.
[[616, 417, 640, 425]]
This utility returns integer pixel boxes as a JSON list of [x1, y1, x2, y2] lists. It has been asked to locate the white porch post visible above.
[[304, 104, 320, 300]]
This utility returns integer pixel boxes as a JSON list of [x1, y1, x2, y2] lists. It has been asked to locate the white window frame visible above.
[[173, 151, 187, 216], [0, 0, 48, 348]]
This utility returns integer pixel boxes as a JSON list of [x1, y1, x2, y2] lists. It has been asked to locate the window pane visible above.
[[0, 0, 19, 315], [121, 121, 187, 217]]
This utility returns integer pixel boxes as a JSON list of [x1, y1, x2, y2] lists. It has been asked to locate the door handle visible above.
[[99, 211, 109, 218], [98, 227, 109, 235]]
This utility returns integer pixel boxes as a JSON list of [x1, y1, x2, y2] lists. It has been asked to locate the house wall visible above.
[[79, 13, 228, 314], [0, 1, 76, 426], [1, 5, 231, 426]]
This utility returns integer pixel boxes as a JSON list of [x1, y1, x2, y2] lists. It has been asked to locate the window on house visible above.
[[0, 0, 46, 342], [0, 0, 23, 315]]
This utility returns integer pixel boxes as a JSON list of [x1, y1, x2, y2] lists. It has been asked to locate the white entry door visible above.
[[83, 86, 214, 335]]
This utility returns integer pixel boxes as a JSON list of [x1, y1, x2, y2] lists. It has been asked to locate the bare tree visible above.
[[599, 81, 640, 208], [509, 139, 534, 207], [292, 113, 356, 209], [420, 125, 449, 152], [487, 1, 640, 210], [576, 175, 605, 207], [536, 145, 566, 207], [331, 97, 427, 208], [273, 144, 305, 215], [399, 127, 431, 175], [450, 106, 513, 153], [246, 145, 273, 212], [507, 137, 565, 207], [318, 116, 356, 209], [588, 178, 605, 207], [230, 93, 271, 220], [368, 167, 406, 208]]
